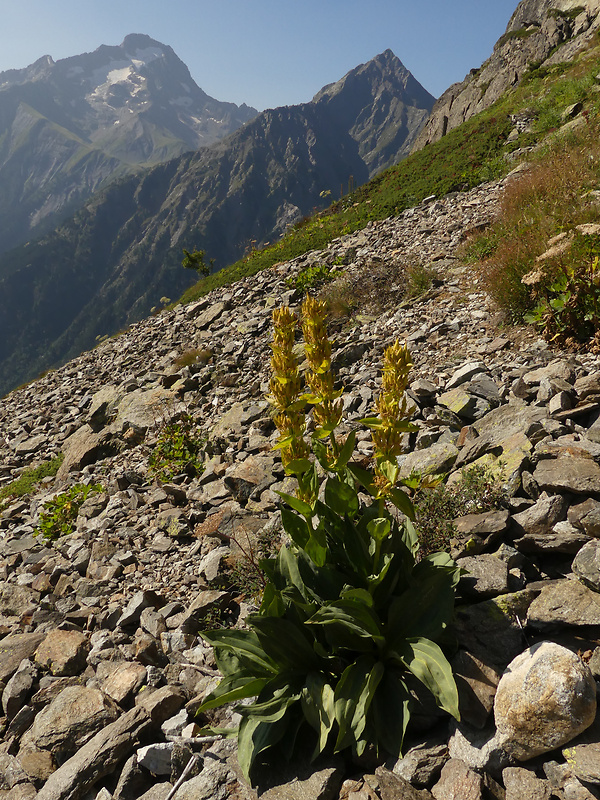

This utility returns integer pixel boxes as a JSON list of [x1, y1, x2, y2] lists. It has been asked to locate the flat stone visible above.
[[527, 579, 600, 630], [452, 651, 500, 730], [34, 706, 152, 800], [569, 498, 600, 536], [0, 632, 45, 685], [135, 684, 186, 723], [494, 642, 596, 760], [399, 441, 459, 479], [446, 361, 489, 390], [562, 741, 600, 784], [136, 742, 173, 775], [19, 685, 120, 766], [35, 629, 90, 676], [473, 403, 545, 448], [97, 661, 147, 704], [454, 589, 538, 671], [534, 455, 600, 495], [457, 555, 510, 598], [392, 732, 448, 787], [511, 493, 568, 537], [514, 520, 591, 554], [502, 766, 551, 799], [431, 758, 483, 800]]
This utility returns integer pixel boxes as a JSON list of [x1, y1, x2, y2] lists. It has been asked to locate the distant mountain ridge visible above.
[[0, 33, 257, 255], [0, 46, 434, 397]]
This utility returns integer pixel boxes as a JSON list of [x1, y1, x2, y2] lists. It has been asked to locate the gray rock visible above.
[[431, 758, 483, 800], [511, 493, 568, 537], [136, 742, 174, 775], [2, 657, 36, 720], [572, 539, 600, 591], [527, 580, 600, 630], [392, 733, 448, 787], [569, 497, 600, 535], [502, 766, 551, 799], [533, 455, 600, 495], [35, 629, 90, 676], [494, 642, 597, 761], [456, 555, 510, 598], [0, 632, 45, 685], [452, 651, 500, 730], [34, 706, 152, 800], [399, 441, 459, 478]]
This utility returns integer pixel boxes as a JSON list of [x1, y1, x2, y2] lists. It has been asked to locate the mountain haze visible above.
[[0, 33, 257, 255], [0, 48, 434, 397]]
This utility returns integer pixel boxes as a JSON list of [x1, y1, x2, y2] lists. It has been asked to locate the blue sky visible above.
[[3, 1, 519, 110]]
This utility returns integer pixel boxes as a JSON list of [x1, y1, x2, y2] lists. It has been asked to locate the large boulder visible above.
[[494, 642, 597, 760]]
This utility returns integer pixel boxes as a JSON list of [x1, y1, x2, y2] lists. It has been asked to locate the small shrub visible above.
[[149, 413, 205, 481], [287, 263, 336, 293], [415, 465, 506, 557], [173, 348, 212, 369], [0, 455, 64, 509], [197, 298, 460, 783], [36, 483, 103, 541], [405, 263, 437, 299]]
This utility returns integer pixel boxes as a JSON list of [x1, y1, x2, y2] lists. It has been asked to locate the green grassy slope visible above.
[[179, 38, 600, 306]]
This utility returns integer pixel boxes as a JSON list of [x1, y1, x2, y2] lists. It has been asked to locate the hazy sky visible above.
[[2, 1, 519, 110]]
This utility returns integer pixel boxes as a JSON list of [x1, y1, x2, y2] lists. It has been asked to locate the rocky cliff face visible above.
[[0, 33, 257, 256], [1, 172, 600, 799], [0, 50, 433, 398], [412, 0, 600, 150]]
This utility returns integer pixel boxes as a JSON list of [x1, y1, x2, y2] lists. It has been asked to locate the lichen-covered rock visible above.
[[494, 642, 597, 760]]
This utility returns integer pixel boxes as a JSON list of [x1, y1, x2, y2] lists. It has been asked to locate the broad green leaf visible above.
[[341, 587, 374, 607], [275, 491, 313, 517], [301, 673, 336, 755], [201, 629, 276, 675], [389, 568, 455, 643], [371, 668, 410, 757], [237, 710, 290, 782], [309, 598, 384, 642], [377, 458, 399, 486], [359, 416, 386, 430], [387, 487, 415, 519], [281, 507, 311, 549], [305, 536, 328, 567], [250, 616, 320, 670], [391, 637, 460, 720], [334, 656, 384, 751], [335, 431, 357, 471], [285, 458, 313, 475], [197, 676, 267, 712], [325, 478, 359, 518], [347, 463, 377, 495], [242, 683, 302, 720], [367, 517, 391, 543]]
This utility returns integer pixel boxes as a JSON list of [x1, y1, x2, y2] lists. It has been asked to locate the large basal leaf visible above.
[[201, 629, 277, 676], [197, 675, 268, 712], [309, 597, 384, 647], [250, 615, 321, 670], [386, 567, 455, 644], [371, 667, 411, 757], [301, 672, 336, 756], [237, 707, 292, 783], [335, 430, 357, 471], [334, 655, 384, 751], [391, 637, 460, 720]]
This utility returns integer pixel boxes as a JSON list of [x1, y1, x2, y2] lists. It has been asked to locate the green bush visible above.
[[149, 413, 205, 481], [287, 263, 336, 294], [414, 465, 506, 557], [197, 298, 460, 783], [0, 455, 64, 509], [36, 483, 103, 541]]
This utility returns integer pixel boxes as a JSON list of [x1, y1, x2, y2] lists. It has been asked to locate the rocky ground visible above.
[[1, 174, 600, 799]]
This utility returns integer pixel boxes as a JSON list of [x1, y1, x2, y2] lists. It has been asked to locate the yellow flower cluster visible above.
[[269, 307, 309, 470], [301, 295, 343, 438]]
